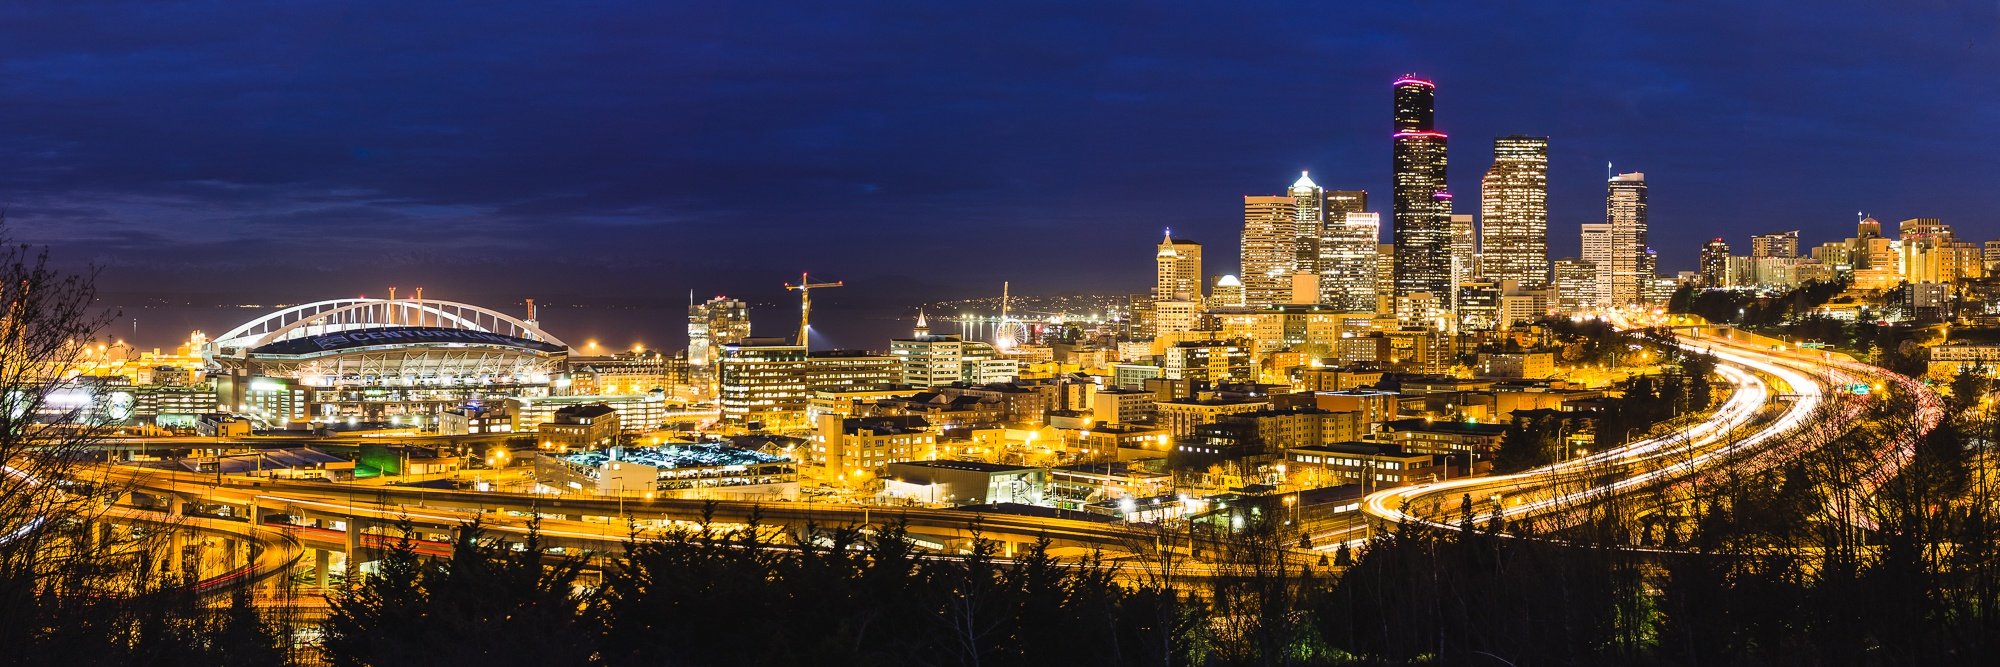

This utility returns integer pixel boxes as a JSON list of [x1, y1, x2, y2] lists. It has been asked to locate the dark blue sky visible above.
[[2, 1, 1996, 315]]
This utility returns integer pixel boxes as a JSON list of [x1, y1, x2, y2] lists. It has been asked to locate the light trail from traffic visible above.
[[1345, 321, 1929, 548]]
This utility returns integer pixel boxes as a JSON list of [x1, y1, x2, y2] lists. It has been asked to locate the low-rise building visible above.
[[536, 404, 620, 450], [1383, 418, 1506, 459], [1091, 387, 1157, 425], [1312, 390, 1400, 427], [1929, 343, 2000, 379], [507, 392, 669, 434], [1477, 352, 1556, 379], [882, 460, 1046, 505], [1155, 396, 1271, 436], [1164, 339, 1254, 384], [938, 383, 1056, 423], [1284, 442, 1441, 489], [1292, 365, 1385, 392], [813, 414, 937, 477], [436, 405, 512, 436], [1046, 461, 1172, 509], [539, 443, 795, 497], [717, 338, 809, 429], [858, 391, 1005, 430], [1216, 407, 1362, 450], [195, 413, 253, 437], [1061, 421, 1172, 462]]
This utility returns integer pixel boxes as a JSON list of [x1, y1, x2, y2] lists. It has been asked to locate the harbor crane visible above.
[[784, 273, 843, 348]]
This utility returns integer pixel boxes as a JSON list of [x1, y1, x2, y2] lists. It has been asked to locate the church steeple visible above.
[[914, 309, 930, 337]]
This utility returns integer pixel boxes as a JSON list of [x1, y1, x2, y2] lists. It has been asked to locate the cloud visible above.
[[0, 0, 1991, 307]]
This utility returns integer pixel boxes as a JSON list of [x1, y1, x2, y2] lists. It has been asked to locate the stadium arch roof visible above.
[[210, 298, 566, 355]]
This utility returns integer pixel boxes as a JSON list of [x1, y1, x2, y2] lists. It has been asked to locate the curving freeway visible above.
[[1345, 318, 1940, 547], [71, 316, 1945, 595]]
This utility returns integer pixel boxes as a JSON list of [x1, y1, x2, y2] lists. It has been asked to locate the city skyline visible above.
[[6, 6, 2000, 664], [0, 2, 1993, 309]]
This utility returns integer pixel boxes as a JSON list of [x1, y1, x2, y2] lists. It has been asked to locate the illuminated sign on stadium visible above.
[[251, 326, 566, 356]]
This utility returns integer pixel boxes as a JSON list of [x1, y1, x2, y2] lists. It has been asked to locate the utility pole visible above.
[[784, 273, 844, 349]]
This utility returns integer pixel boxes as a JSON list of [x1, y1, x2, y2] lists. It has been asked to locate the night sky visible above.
[[2, 2, 1996, 344]]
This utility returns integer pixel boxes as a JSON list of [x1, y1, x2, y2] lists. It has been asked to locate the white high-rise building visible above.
[[1290, 171, 1325, 279], [1480, 136, 1550, 289], [688, 296, 751, 397], [1450, 212, 1478, 284], [1155, 230, 1203, 303], [1580, 223, 1615, 309], [1606, 172, 1649, 305], [1318, 212, 1380, 312], [1242, 172, 1329, 307], [1241, 193, 1294, 307], [1553, 258, 1598, 312]]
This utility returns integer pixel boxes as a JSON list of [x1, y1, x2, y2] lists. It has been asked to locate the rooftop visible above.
[[552, 404, 617, 422], [560, 444, 784, 470], [843, 415, 932, 435], [1384, 418, 1506, 435], [1293, 441, 1424, 458], [887, 459, 1038, 474]]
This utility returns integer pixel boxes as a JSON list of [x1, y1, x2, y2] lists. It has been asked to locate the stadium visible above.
[[207, 297, 568, 425]]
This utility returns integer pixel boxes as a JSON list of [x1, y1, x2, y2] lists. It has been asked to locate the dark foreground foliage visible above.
[[12, 392, 2000, 667]]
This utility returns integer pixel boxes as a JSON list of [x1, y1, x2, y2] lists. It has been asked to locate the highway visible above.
[[109, 467, 1162, 560], [71, 317, 1944, 595], [1342, 318, 1940, 547]]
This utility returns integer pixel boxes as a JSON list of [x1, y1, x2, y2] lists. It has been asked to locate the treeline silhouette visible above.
[[15, 381, 2000, 665], [305, 381, 2000, 666]]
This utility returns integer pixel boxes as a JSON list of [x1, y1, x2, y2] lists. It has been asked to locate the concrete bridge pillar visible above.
[[168, 494, 185, 516], [344, 518, 366, 580], [166, 534, 185, 579], [315, 548, 332, 592]]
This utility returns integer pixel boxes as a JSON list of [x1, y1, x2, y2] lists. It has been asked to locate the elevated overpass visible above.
[[1347, 319, 1939, 545]]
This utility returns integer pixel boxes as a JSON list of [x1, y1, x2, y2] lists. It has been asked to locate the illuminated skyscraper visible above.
[[688, 295, 751, 396], [1324, 190, 1368, 222], [1553, 258, 1597, 312], [1606, 172, 1648, 305], [1857, 215, 1883, 239], [1700, 238, 1730, 287], [1579, 223, 1614, 308], [1450, 211, 1477, 285], [1241, 172, 1327, 307], [1751, 231, 1799, 258], [717, 337, 807, 428], [1375, 243, 1396, 315], [1319, 212, 1381, 312], [1390, 75, 1452, 314], [1241, 193, 1293, 307], [1480, 136, 1550, 289], [1898, 217, 1983, 284], [1155, 230, 1203, 303], [1290, 171, 1326, 278], [1316, 189, 1368, 304]]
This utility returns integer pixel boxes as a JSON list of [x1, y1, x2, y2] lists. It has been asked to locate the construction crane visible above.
[[784, 273, 843, 348]]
